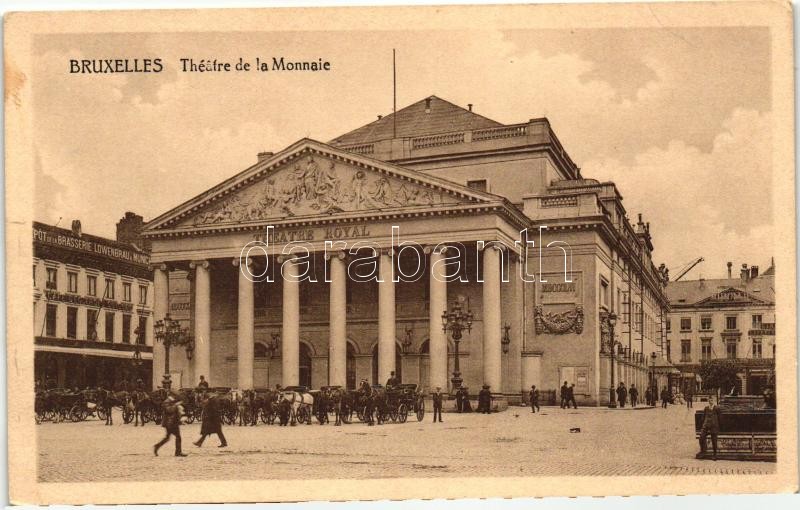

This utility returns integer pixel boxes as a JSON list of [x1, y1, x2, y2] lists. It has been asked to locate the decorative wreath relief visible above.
[[534, 305, 584, 335]]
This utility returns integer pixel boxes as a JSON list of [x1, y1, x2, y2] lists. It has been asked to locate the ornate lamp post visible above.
[[606, 312, 618, 408], [265, 331, 280, 387], [153, 314, 194, 390], [441, 297, 473, 391], [650, 351, 657, 398]]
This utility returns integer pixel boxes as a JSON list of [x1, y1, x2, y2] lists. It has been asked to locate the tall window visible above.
[[105, 312, 115, 342], [701, 339, 712, 360], [66, 307, 78, 339], [681, 339, 691, 362], [665, 319, 671, 333], [87, 309, 98, 340], [726, 316, 738, 330], [752, 314, 763, 328], [752, 338, 762, 358], [137, 316, 147, 344], [104, 279, 115, 300], [701, 316, 712, 330], [680, 317, 691, 331], [666, 340, 671, 362], [726, 341, 737, 359], [122, 314, 131, 343], [45, 304, 57, 336], [139, 285, 148, 305], [46, 267, 58, 290], [33, 265, 36, 287], [123, 282, 132, 302], [600, 278, 609, 309], [67, 272, 78, 293], [87, 275, 97, 296]]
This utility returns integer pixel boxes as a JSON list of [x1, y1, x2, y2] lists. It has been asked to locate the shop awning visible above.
[[35, 344, 153, 360]]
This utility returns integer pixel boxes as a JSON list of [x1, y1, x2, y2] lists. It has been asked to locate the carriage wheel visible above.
[[297, 406, 311, 424], [69, 404, 83, 422], [194, 407, 204, 423], [184, 412, 195, 424], [96, 407, 107, 421], [45, 409, 56, 422], [389, 407, 398, 422], [398, 404, 408, 423], [416, 399, 425, 421], [122, 408, 133, 424]]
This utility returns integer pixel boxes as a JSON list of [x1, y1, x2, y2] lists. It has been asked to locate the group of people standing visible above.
[[614, 382, 639, 407]]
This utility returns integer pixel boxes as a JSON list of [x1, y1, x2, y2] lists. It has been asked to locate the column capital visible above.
[[324, 250, 347, 261], [478, 241, 508, 253], [276, 254, 298, 264], [232, 257, 253, 267], [189, 260, 210, 270], [379, 247, 395, 257], [424, 245, 450, 256], [149, 263, 169, 272]]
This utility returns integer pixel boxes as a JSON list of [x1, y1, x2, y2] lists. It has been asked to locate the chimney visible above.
[[377, 115, 382, 120], [116, 212, 150, 251], [71, 220, 82, 237], [750, 265, 759, 278], [425, 97, 431, 113], [740, 263, 749, 281], [727, 261, 732, 278], [468, 103, 473, 112], [257, 151, 274, 163]]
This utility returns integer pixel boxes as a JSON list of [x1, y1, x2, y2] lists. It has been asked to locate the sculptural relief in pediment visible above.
[[185, 154, 462, 226]]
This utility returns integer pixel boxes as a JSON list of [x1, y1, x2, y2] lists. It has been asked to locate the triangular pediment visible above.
[[145, 139, 500, 233], [695, 287, 769, 307]]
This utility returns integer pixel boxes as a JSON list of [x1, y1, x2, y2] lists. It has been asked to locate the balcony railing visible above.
[[749, 323, 775, 336]]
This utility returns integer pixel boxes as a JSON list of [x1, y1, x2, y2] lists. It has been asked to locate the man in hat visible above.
[[699, 395, 721, 460], [194, 393, 227, 448], [385, 371, 399, 389], [478, 384, 492, 414], [560, 381, 569, 409], [432, 386, 444, 423], [154, 395, 187, 457], [529, 385, 540, 413], [567, 383, 578, 409], [197, 375, 209, 390]]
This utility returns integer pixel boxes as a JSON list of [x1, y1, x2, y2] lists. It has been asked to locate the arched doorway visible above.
[[371, 343, 402, 385], [299, 343, 312, 388], [346, 342, 357, 390]]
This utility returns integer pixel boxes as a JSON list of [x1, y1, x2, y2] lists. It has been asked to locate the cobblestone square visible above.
[[37, 404, 775, 482]]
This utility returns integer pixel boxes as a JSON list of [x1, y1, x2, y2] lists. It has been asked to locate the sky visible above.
[[32, 27, 773, 279]]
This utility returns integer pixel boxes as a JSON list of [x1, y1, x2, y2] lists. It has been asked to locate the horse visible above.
[[97, 389, 127, 425], [324, 387, 355, 426], [280, 389, 314, 426]]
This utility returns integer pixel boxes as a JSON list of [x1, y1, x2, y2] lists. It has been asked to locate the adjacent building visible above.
[[665, 261, 776, 396], [142, 96, 669, 405], [33, 215, 154, 390]]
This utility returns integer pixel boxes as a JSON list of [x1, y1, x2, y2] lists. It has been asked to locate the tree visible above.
[[698, 359, 740, 395]]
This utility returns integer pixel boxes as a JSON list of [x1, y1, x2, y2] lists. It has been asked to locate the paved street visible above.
[[37, 404, 775, 482]]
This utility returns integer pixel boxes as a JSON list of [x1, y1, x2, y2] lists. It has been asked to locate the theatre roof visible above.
[[330, 95, 503, 146], [666, 275, 775, 307]]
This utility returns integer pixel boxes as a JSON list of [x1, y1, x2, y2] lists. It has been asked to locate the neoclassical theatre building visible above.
[[143, 96, 670, 405]]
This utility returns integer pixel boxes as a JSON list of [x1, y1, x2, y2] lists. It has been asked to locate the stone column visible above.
[[378, 250, 396, 385], [328, 252, 347, 387], [508, 255, 524, 395], [235, 258, 254, 390], [152, 264, 169, 389], [191, 260, 211, 387], [428, 246, 448, 392], [482, 245, 502, 391], [281, 257, 300, 386]]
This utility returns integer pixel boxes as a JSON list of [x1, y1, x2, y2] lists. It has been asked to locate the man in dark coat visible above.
[[616, 382, 627, 408], [385, 371, 399, 389], [455, 386, 464, 413], [685, 384, 694, 409], [197, 375, 210, 390], [529, 385, 540, 413], [194, 394, 227, 448], [644, 387, 652, 407], [630, 384, 639, 407], [699, 395, 722, 460], [460, 387, 473, 412], [154, 395, 187, 457], [478, 385, 492, 414], [560, 381, 569, 409], [660, 387, 669, 408], [567, 383, 578, 409], [431, 387, 444, 423]]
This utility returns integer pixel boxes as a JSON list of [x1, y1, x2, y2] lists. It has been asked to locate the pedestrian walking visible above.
[[660, 387, 669, 408], [616, 382, 627, 408], [478, 384, 492, 414], [154, 395, 187, 457], [685, 386, 694, 409], [529, 385, 540, 413], [567, 383, 578, 409], [432, 386, 444, 423], [699, 395, 721, 460], [630, 384, 639, 407], [560, 381, 569, 409], [194, 393, 228, 448]]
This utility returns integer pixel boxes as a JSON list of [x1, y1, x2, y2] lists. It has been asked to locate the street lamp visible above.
[[501, 323, 511, 354], [265, 331, 281, 387], [441, 297, 473, 391], [153, 314, 194, 390], [650, 351, 657, 403], [606, 312, 618, 408]]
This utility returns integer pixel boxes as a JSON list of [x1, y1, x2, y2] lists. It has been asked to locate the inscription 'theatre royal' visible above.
[[252, 224, 371, 244]]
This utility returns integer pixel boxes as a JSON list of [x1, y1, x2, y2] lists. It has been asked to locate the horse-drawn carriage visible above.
[[384, 384, 425, 423]]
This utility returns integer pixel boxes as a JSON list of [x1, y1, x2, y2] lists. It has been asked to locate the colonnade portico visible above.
[[150, 242, 510, 395]]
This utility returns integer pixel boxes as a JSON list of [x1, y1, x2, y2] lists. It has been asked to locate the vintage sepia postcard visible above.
[[4, 1, 798, 504]]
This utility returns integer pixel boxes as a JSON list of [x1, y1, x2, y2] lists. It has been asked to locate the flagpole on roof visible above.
[[393, 48, 397, 139]]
